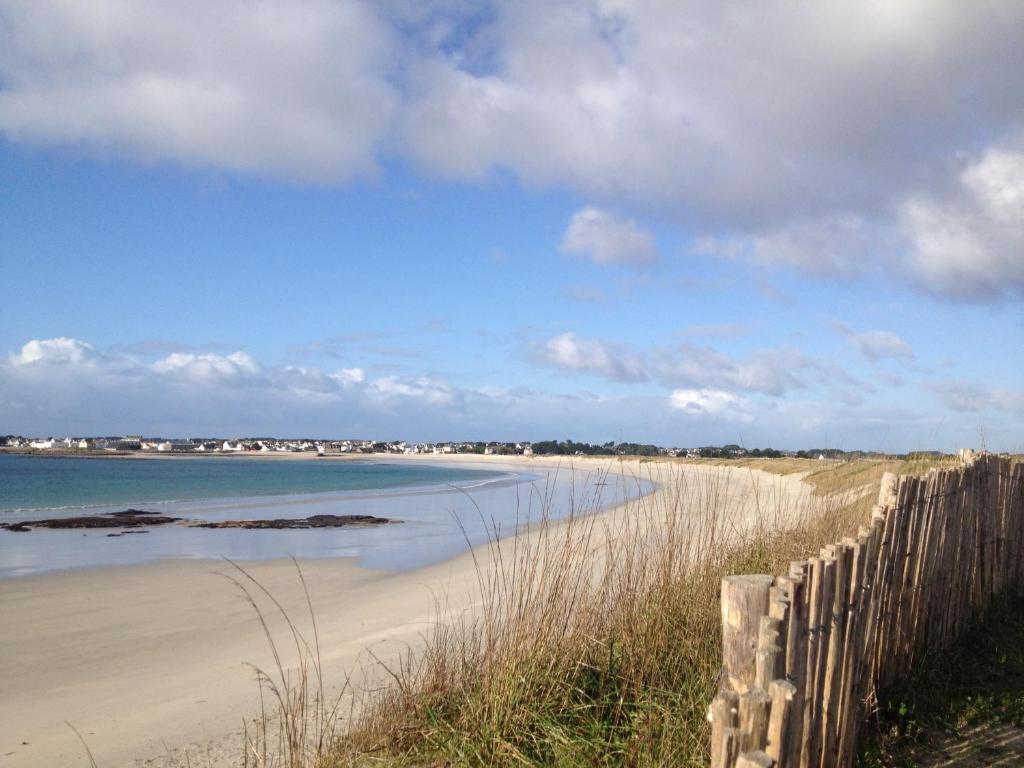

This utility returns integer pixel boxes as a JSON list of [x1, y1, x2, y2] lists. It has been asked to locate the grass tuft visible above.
[[233, 457, 949, 768], [328, 460, 881, 767]]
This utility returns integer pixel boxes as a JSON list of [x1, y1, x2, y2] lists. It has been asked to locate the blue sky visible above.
[[1, 1, 1022, 452]]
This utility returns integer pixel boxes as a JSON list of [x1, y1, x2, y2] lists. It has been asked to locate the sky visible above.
[[1, 0, 1023, 452]]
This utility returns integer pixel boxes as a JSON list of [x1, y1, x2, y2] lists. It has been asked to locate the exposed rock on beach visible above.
[[2, 509, 181, 532], [189, 514, 396, 529], [2, 510, 398, 532]]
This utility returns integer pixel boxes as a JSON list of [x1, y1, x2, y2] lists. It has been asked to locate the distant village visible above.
[[0, 434, 931, 461]]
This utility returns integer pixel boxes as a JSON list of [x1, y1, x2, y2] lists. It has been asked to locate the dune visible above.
[[0, 456, 810, 767]]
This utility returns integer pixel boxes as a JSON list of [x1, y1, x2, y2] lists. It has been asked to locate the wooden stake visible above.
[[722, 575, 774, 694], [766, 679, 797, 768]]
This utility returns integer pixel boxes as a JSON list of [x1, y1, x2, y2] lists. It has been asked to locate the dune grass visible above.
[[239, 457, 949, 768], [319, 462, 874, 767]]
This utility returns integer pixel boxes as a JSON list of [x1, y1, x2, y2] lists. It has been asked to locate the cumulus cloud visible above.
[[2, 337, 1019, 450], [276, 365, 365, 395], [535, 332, 866, 403], [537, 332, 647, 382], [4, 3, 1018, 222], [365, 376, 457, 405], [560, 207, 657, 266], [400, 2, 1024, 225], [900, 146, 1024, 299], [669, 388, 752, 421], [9, 337, 98, 366], [654, 344, 808, 397], [3, 2, 1024, 301], [152, 351, 263, 386], [7, 337, 140, 379], [0, 0, 398, 182], [0, 337, 693, 442]]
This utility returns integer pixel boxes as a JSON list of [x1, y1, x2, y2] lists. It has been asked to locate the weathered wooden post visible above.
[[711, 690, 740, 768], [766, 679, 797, 768], [741, 688, 773, 751], [736, 750, 775, 768], [721, 574, 774, 694]]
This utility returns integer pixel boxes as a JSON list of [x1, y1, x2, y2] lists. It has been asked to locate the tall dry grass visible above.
[[322, 462, 872, 767], [223, 558, 347, 768], [65, 457, 960, 768]]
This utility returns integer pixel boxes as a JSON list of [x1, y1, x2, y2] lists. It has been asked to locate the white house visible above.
[[522, 446, 534, 456], [222, 440, 244, 452], [30, 438, 55, 449], [156, 441, 173, 452]]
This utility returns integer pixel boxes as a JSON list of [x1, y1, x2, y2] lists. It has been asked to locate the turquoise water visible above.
[[0, 454, 505, 514]]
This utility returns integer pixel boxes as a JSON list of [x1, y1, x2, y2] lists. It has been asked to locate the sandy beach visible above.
[[0, 456, 811, 767]]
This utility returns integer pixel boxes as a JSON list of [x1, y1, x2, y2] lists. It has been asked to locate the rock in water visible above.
[[190, 514, 396, 529], [2, 510, 180, 532]]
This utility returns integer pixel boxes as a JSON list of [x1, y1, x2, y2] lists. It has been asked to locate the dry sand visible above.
[[0, 456, 811, 767]]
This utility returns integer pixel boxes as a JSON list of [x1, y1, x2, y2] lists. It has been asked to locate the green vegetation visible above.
[[235, 456, 956, 768], [325, 460, 905, 767], [859, 595, 1024, 767], [529, 439, 662, 456]]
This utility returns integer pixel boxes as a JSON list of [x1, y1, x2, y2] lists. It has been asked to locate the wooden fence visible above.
[[709, 452, 1024, 768]]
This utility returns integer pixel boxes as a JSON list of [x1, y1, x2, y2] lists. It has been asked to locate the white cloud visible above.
[[152, 351, 262, 386], [3, 2, 1024, 303], [8, 2, 1018, 228], [331, 368, 366, 386], [9, 337, 98, 366], [0, 0, 398, 182], [538, 332, 647, 382], [535, 331, 866, 403], [560, 207, 657, 266], [900, 146, 1024, 299], [654, 344, 808, 398], [400, 2, 1024, 226], [930, 380, 1024, 415], [848, 330, 914, 362], [365, 376, 457, 405], [962, 150, 1024, 225], [697, 215, 876, 276], [669, 388, 752, 421], [1, 337, 1020, 450], [276, 365, 365, 395]]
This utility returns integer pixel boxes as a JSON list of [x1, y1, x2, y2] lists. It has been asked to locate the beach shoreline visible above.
[[0, 456, 809, 767]]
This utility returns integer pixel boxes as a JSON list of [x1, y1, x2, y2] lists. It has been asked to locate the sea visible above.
[[0, 453, 653, 579]]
